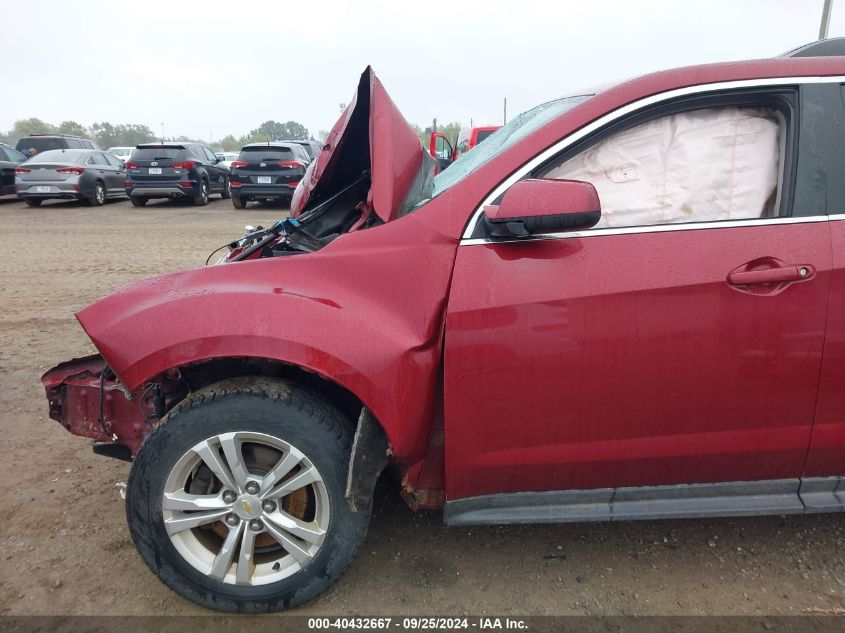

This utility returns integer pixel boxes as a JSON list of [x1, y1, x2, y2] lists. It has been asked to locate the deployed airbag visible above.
[[546, 106, 782, 228]]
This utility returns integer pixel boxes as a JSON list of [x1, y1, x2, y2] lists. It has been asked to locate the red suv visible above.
[[43, 55, 845, 612], [430, 124, 500, 170]]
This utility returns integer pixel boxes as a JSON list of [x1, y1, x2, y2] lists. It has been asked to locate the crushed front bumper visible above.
[[41, 355, 153, 455]]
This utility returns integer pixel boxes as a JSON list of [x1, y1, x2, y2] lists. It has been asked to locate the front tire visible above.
[[221, 179, 231, 199], [125, 378, 369, 612], [192, 180, 209, 206]]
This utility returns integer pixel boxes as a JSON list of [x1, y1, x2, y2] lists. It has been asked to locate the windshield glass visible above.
[[430, 94, 592, 198]]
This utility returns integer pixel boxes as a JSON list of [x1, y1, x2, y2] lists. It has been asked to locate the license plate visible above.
[[36, 186, 52, 193], [148, 167, 162, 175], [257, 176, 272, 184]]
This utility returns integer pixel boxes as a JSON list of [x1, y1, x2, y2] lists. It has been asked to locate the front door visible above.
[[444, 92, 831, 502]]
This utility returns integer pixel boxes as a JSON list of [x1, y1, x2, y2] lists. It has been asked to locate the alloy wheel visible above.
[[162, 431, 329, 586]]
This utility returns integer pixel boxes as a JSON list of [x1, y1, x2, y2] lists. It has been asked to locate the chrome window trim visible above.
[[460, 75, 845, 243], [461, 216, 829, 246]]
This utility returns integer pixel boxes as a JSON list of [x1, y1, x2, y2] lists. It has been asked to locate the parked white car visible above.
[[215, 151, 239, 170], [107, 147, 134, 164]]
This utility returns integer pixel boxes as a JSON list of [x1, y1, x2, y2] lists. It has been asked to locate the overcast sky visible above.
[[1, 0, 842, 142]]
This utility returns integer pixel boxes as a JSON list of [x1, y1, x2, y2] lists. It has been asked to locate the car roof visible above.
[[433, 55, 845, 239], [781, 37, 845, 57], [21, 134, 88, 139]]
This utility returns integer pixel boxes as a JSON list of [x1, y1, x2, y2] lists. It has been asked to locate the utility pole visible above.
[[820, 0, 834, 40], [503, 97, 507, 125], [160, 122, 165, 141]]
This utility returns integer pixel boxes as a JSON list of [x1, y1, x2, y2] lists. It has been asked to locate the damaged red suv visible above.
[[43, 56, 845, 612]]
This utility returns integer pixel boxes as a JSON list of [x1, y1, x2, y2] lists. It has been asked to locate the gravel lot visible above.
[[1, 195, 845, 617]]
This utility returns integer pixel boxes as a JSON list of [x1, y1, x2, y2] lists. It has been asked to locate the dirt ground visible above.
[[1, 195, 844, 617]]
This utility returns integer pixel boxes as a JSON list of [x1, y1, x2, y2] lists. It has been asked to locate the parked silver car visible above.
[[16, 149, 127, 207]]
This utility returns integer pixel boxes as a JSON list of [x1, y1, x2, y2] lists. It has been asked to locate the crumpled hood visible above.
[[291, 66, 435, 223]]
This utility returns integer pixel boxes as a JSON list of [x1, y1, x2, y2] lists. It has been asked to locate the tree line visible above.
[[0, 118, 316, 151], [1, 116, 471, 153]]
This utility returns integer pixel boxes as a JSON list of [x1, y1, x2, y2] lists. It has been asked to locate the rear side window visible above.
[[475, 129, 495, 143], [88, 153, 108, 166], [66, 138, 83, 149], [16, 138, 64, 153], [104, 153, 123, 168], [132, 148, 184, 161], [238, 147, 294, 162]]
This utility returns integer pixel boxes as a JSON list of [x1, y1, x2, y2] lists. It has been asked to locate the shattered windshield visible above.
[[429, 94, 593, 199]]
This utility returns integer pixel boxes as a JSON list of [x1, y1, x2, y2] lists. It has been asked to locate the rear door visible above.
[[200, 146, 226, 191], [800, 82, 845, 489], [86, 152, 111, 190], [444, 85, 832, 503], [101, 152, 126, 194], [129, 146, 186, 184], [237, 146, 301, 187]]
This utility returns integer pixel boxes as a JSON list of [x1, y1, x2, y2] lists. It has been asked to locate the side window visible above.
[[0, 148, 8, 161], [542, 106, 786, 229], [433, 135, 453, 160], [203, 146, 217, 162], [190, 146, 206, 161], [104, 153, 123, 168], [88, 153, 108, 166], [66, 138, 83, 149], [294, 146, 309, 162]]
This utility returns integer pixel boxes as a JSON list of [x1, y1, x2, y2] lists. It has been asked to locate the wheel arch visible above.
[[172, 356, 367, 432]]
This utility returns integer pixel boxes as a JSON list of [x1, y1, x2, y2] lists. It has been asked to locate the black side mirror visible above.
[[483, 179, 602, 239]]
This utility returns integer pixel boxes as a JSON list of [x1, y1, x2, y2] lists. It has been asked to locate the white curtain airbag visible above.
[[546, 107, 782, 228]]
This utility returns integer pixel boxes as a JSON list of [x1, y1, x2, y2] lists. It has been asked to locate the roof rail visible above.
[[26, 133, 89, 139]]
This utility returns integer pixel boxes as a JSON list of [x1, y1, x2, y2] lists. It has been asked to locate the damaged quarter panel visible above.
[[75, 211, 457, 463]]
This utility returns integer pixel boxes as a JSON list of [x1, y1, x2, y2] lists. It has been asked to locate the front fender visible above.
[[76, 214, 457, 462]]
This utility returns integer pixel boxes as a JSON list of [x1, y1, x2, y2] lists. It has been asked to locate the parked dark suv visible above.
[[285, 139, 321, 160], [229, 142, 310, 209], [124, 142, 230, 207], [15, 134, 99, 154], [0, 143, 26, 198]]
